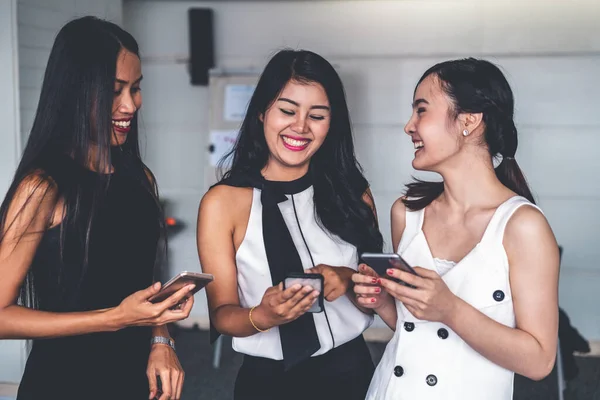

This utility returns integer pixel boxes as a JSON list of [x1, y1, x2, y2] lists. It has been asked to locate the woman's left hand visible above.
[[379, 266, 458, 324], [147, 342, 184, 400], [305, 264, 354, 302]]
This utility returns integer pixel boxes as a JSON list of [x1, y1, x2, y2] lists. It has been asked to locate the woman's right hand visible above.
[[352, 263, 393, 310], [113, 282, 195, 329], [251, 283, 319, 330]]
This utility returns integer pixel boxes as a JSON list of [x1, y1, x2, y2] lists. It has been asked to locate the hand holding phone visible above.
[[360, 253, 419, 288], [251, 275, 321, 330], [115, 275, 205, 328], [351, 263, 395, 311], [283, 273, 324, 313]]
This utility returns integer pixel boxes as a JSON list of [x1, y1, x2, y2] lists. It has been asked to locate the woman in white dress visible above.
[[353, 58, 560, 400]]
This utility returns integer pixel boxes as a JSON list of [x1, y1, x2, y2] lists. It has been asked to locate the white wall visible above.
[[123, 0, 600, 339], [0, 0, 25, 385], [0, 0, 124, 385], [18, 0, 123, 146]]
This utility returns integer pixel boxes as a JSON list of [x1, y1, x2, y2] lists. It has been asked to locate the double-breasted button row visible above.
[[403, 322, 449, 340], [393, 365, 438, 387]]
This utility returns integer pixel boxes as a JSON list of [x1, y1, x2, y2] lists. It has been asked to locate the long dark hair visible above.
[[219, 49, 383, 256], [0, 16, 164, 308], [404, 58, 535, 210]]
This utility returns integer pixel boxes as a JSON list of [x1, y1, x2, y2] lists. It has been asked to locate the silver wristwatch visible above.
[[150, 336, 176, 352]]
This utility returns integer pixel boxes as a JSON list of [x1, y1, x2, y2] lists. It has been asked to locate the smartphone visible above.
[[148, 271, 214, 304], [360, 253, 419, 288], [283, 272, 324, 313]]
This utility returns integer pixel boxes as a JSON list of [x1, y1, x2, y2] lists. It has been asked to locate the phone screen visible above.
[[283, 273, 324, 313]]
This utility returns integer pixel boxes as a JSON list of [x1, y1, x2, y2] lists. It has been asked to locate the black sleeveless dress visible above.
[[17, 154, 161, 400]]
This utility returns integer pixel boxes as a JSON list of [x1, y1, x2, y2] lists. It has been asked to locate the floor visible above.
[[174, 328, 600, 400], [1, 327, 597, 399]]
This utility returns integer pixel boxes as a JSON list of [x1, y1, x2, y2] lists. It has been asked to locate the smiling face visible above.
[[261, 79, 331, 177], [111, 48, 142, 146], [404, 74, 465, 172]]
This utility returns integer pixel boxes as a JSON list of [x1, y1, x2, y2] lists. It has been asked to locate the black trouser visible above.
[[234, 335, 375, 400]]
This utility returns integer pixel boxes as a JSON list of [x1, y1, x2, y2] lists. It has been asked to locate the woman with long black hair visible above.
[[196, 49, 383, 400], [0, 17, 193, 400]]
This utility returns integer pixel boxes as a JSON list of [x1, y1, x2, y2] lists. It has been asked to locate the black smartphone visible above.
[[148, 271, 214, 304], [360, 253, 419, 288], [283, 272, 324, 313]]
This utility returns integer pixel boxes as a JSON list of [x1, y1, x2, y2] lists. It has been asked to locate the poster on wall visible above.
[[209, 130, 239, 167], [223, 84, 255, 121]]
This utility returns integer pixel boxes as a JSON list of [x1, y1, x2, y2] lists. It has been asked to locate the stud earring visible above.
[[462, 129, 469, 137]]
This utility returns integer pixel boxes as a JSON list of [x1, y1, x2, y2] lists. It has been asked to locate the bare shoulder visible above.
[[390, 196, 408, 252], [3, 171, 59, 236], [391, 196, 407, 226], [505, 204, 553, 242], [198, 184, 253, 224], [200, 184, 252, 209], [12, 171, 59, 208], [197, 184, 254, 257], [504, 204, 559, 261]]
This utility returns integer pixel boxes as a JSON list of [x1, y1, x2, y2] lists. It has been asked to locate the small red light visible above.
[[166, 217, 176, 226]]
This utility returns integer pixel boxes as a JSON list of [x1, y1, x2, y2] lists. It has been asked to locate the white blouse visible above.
[[233, 186, 373, 360]]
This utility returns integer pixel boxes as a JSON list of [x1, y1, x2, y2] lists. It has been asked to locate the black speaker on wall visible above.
[[188, 8, 214, 86]]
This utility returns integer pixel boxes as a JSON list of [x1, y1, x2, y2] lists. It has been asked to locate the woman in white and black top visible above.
[[196, 49, 384, 400]]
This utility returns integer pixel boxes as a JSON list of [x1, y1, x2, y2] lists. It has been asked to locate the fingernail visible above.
[[376, 278, 382, 284], [153, 282, 160, 290], [371, 298, 376, 303], [375, 287, 381, 293], [387, 269, 394, 275], [371, 278, 377, 284], [187, 284, 196, 291]]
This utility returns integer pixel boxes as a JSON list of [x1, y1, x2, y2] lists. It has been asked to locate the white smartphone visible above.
[[148, 271, 214, 304]]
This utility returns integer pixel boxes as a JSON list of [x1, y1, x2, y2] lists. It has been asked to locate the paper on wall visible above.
[[223, 84, 255, 121], [209, 130, 239, 167]]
